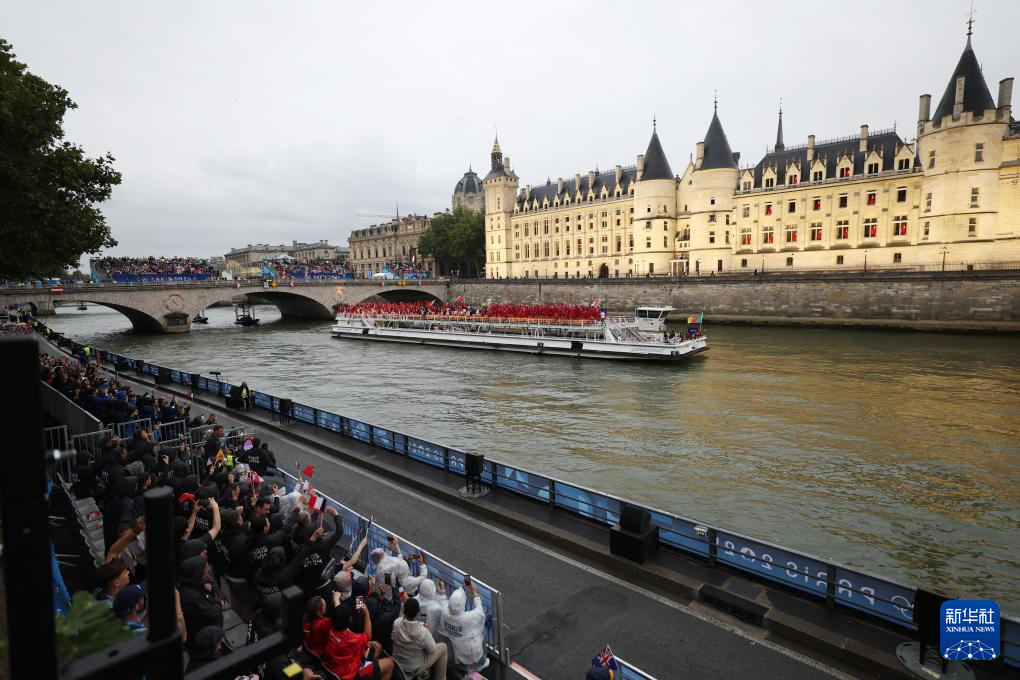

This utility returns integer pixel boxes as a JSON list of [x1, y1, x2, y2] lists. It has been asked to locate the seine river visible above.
[[47, 305, 1020, 611]]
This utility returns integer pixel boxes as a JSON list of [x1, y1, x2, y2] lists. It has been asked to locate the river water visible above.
[[46, 304, 1020, 611]]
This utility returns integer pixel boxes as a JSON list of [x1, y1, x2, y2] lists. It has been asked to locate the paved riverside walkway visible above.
[[45, 345, 912, 679]]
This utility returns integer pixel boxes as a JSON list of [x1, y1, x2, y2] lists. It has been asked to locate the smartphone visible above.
[[384, 573, 391, 586], [355, 596, 365, 610], [463, 574, 471, 586]]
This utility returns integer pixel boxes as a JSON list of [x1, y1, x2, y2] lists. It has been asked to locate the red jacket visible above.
[[324, 627, 370, 680]]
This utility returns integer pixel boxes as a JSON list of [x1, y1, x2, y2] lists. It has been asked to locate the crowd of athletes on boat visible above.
[[35, 341, 489, 680], [336, 301, 604, 322]]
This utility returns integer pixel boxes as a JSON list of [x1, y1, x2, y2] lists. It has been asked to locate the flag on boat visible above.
[[686, 312, 703, 325], [591, 645, 619, 670], [308, 494, 326, 513], [591, 298, 601, 308], [453, 295, 465, 303]]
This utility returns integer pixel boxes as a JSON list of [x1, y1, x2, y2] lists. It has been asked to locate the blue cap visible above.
[[113, 583, 147, 615]]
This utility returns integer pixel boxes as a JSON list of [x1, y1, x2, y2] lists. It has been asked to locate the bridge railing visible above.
[[55, 332, 1020, 670]]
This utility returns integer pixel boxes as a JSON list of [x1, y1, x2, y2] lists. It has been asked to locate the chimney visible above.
[[998, 77, 1014, 111], [859, 125, 869, 153], [635, 156, 644, 181], [615, 164, 622, 186], [695, 141, 704, 168], [557, 177, 564, 193], [953, 76, 966, 118], [503, 156, 511, 172], [575, 172, 582, 192], [807, 134, 815, 162], [588, 170, 596, 189], [526, 184, 531, 199], [918, 94, 931, 122]]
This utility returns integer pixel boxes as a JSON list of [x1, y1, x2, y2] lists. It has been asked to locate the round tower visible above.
[[685, 103, 739, 274], [916, 26, 1011, 245], [481, 137, 519, 278], [631, 122, 678, 276]]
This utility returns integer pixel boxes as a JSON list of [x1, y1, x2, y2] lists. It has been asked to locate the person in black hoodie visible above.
[[247, 506, 300, 575], [294, 507, 343, 601], [215, 509, 251, 579], [178, 555, 224, 645], [103, 476, 138, 550], [253, 532, 320, 600], [364, 578, 403, 654], [186, 625, 225, 673]]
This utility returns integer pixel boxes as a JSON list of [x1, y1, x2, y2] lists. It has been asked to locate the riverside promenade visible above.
[[40, 339, 1004, 679]]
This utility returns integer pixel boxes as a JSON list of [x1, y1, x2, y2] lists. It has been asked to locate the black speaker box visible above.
[[610, 524, 659, 564], [225, 395, 242, 409], [155, 367, 172, 385], [279, 398, 294, 415], [913, 587, 951, 634], [464, 452, 485, 478], [191, 373, 200, 391], [229, 384, 242, 399], [620, 505, 651, 533]]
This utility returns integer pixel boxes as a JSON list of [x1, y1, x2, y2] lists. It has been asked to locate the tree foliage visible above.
[[417, 205, 485, 278], [0, 38, 120, 279]]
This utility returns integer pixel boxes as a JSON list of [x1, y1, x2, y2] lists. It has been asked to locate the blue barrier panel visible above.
[[317, 410, 342, 433], [371, 426, 394, 451], [197, 377, 208, 392], [292, 402, 316, 425], [346, 419, 371, 444], [715, 531, 829, 599], [170, 369, 181, 383], [553, 482, 620, 525], [495, 464, 551, 503], [649, 512, 709, 558], [481, 459, 494, 485], [222, 382, 235, 397], [252, 391, 276, 411], [407, 437, 446, 469], [1004, 617, 1020, 670], [180, 371, 191, 385], [616, 657, 655, 680], [447, 449, 466, 474], [833, 567, 916, 628]]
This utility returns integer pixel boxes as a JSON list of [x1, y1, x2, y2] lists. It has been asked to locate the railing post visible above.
[[707, 528, 718, 567], [494, 590, 510, 666], [826, 564, 837, 608], [548, 479, 556, 509], [443, 446, 450, 471]]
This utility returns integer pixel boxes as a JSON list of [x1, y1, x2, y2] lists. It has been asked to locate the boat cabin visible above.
[[634, 306, 673, 333]]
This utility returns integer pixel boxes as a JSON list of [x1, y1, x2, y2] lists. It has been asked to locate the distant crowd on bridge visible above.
[[91, 256, 222, 283]]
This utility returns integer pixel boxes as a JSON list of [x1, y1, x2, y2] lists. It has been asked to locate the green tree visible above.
[[0, 38, 120, 280], [418, 205, 484, 277]]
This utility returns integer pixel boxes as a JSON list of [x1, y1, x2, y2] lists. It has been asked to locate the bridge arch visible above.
[[343, 285, 446, 306], [199, 289, 334, 321]]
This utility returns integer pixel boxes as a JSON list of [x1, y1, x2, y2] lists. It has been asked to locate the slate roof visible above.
[[702, 112, 739, 170], [454, 168, 482, 195], [748, 129, 915, 189], [515, 167, 638, 208], [641, 128, 674, 180], [932, 37, 996, 122]]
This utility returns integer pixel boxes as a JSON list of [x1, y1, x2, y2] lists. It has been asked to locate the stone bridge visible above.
[[1, 280, 448, 333]]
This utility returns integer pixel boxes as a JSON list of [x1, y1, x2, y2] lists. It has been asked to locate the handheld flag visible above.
[[686, 312, 703, 325], [309, 494, 326, 513], [591, 298, 601, 308], [592, 645, 619, 670], [178, 493, 197, 505], [453, 295, 465, 304], [302, 465, 316, 478]]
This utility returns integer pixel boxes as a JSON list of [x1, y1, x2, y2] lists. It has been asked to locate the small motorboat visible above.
[[192, 313, 209, 324], [234, 303, 260, 326], [77, 303, 88, 311]]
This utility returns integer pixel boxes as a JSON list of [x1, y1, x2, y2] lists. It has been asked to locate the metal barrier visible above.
[[72, 429, 115, 463], [153, 419, 188, 443], [279, 470, 508, 665], [39, 382, 104, 436], [115, 417, 152, 439], [616, 656, 656, 680], [37, 331, 1020, 669], [43, 424, 69, 451]]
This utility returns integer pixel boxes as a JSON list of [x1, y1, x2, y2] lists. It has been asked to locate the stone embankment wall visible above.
[[451, 271, 1020, 332]]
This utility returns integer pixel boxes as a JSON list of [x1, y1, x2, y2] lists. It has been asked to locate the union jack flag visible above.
[[592, 645, 618, 670]]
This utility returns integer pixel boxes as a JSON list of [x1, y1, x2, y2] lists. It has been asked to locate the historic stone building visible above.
[[347, 215, 434, 276], [452, 167, 485, 212], [224, 240, 344, 276], [483, 29, 1018, 278]]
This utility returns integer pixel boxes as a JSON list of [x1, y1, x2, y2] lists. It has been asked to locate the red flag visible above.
[[178, 492, 197, 504], [309, 495, 326, 513], [303, 465, 316, 478]]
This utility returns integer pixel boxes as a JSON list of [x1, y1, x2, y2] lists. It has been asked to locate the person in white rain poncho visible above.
[[440, 582, 488, 670], [374, 537, 429, 594], [414, 579, 447, 631]]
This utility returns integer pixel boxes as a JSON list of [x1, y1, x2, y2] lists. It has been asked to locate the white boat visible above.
[[330, 305, 707, 362]]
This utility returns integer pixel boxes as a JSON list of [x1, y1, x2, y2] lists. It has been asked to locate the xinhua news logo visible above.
[[940, 600, 999, 661]]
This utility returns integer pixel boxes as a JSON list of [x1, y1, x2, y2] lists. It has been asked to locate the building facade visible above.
[[483, 31, 1018, 279], [224, 240, 345, 276], [347, 215, 435, 276], [453, 167, 485, 212]]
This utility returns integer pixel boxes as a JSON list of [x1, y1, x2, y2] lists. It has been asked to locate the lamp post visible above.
[[863, 250, 868, 271], [940, 246, 949, 272]]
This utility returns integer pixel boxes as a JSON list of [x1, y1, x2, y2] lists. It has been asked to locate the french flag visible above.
[[309, 495, 326, 513]]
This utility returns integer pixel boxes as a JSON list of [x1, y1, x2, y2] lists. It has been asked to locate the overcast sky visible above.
[[4, 1, 1017, 264]]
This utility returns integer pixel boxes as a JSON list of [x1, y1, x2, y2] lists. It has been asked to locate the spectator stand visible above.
[[277, 469, 510, 667]]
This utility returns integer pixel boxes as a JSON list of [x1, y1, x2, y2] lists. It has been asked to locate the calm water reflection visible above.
[[47, 305, 1020, 610]]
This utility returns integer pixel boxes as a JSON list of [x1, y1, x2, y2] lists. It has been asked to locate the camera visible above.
[[198, 498, 210, 508], [463, 574, 471, 586]]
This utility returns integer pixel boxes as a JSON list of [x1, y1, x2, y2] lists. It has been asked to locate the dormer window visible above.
[[897, 158, 911, 171], [742, 181, 751, 191], [867, 162, 879, 174], [788, 174, 798, 185], [812, 170, 823, 181], [839, 167, 850, 178], [765, 177, 775, 188]]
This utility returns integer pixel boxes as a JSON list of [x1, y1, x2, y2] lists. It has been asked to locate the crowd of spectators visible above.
[[337, 300, 602, 322], [258, 259, 355, 280], [379, 262, 431, 279], [42, 349, 491, 679], [91, 256, 221, 280]]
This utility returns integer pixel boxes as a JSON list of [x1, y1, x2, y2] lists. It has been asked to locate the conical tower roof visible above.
[[701, 111, 738, 170], [932, 36, 995, 121], [641, 125, 673, 180]]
